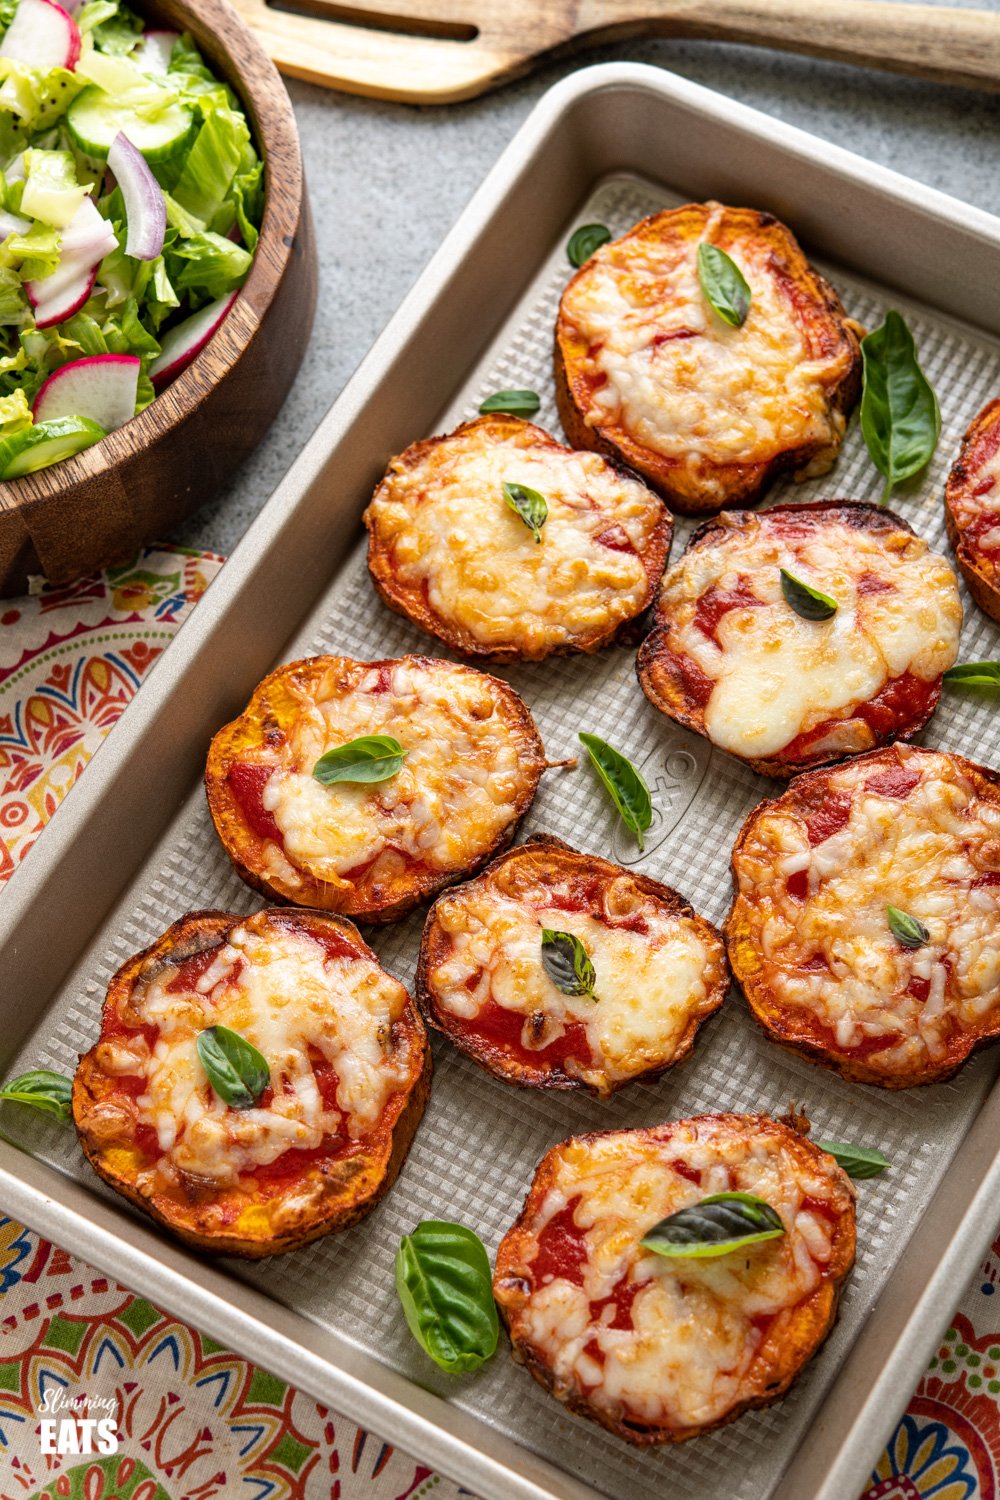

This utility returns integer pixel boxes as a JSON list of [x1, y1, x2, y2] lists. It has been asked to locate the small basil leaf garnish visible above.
[[886, 904, 929, 950], [196, 1024, 269, 1109], [502, 480, 548, 543], [697, 243, 752, 329], [567, 223, 611, 267], [578, 731, 652, 852], [860, 311, 941, 502], [815, 1140, 891, 1179], [395, 1221, 499, 1373], [943, 661, 1000, 689], [540, 928, 597, 1000], [641, 1191, 784, 1260], [479, 389, 540, 419], [313, 734, 406, 785], [0, 1069, 73, 1122], [780, 568, 838, 621]]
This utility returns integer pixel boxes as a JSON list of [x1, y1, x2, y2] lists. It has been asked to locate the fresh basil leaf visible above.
[[697, 243, 752, 329], [0, 1069, 72, 1122], [578, 731, 653, 852], [313, 734, 406, 785], [395, 1221, 498, 1374], [641, 1191, 784, 1260], [479, 389, 540, 419], [943, 661, 1000, 689], [540, 928, 597, 1000], [815, 1140, 891, 1179], [503, 480, 548, 543], [780, 568, 838, 621], [196, 1025, 269, 1109], [886, 904, 929, 950], [567, 223, 611, 267], [860, 311, 941, 502]]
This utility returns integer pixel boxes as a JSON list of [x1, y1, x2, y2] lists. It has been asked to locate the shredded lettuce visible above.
[[0, 219, 61, 280], [0, 265, 26, 323], [0, 60, 86, 129], [171, 107, 248, 225], [232, 160, 262, 251], [0, 340, 26, 375], [21, 148, 88, 226], [162, 190, 204, 238], [169, 229, 250, 302], [77, 0, 143, 54], [0, 386, 32, 435], [167, 33, 218, 87]]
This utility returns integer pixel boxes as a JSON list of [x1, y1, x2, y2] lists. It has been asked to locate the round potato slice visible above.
[[364, 414, 671, 661], [73, 908, 431, 1257], [205, 654, 547, 923], [555, 202, 863, 515], [417, 834, 726, 1097], [494, 1114, 855, 1445], [725, 745, 1000, 1087], [945, 397, 1000, 622], [636, 502, 961, 778]]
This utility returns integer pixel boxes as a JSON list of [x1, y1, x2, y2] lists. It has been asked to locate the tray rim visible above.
[[4, 60, 1000, 1500]]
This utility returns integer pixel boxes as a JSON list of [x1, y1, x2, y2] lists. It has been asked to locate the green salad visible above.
[[0, 0, 262, 477]]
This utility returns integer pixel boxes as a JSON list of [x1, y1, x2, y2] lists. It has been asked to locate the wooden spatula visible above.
[[228, 0, 1000, 102]]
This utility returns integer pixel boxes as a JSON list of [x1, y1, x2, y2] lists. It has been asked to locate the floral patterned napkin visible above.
[[0, 548, 996, 1499]]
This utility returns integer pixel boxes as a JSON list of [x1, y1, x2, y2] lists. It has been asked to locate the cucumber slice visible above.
[[66, 86, 195, 163], [0, 416, 106, 477]]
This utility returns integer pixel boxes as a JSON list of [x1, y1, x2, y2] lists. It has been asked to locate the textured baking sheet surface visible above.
[[8, 175, 1000, 1500]]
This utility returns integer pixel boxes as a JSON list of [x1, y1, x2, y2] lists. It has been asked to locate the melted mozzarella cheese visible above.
[[100, 921, 413, 1186], [561, 204, 854, 501], [260, 659, 532, 883], [429, 869, 723, 1086], [734, 747, 1000, 1067], [366, 421, 662, 654], [505, 1121, 845, 1431], [662, 513, 960, 758]]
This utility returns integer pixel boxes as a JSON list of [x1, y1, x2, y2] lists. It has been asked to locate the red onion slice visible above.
[[107, 130, 166, 262]]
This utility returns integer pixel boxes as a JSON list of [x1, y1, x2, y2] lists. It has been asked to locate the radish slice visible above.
[[0, 208, 30, 239], [25, 199, 115, 327], [148, 291, 237, 388], [33, 353, 139, 431], [107, 131, 165, 261], [0, 0, 81, 71], [134, 28, 178, 73], [27, 250, 98, 328], [58, 196, 118, 263]]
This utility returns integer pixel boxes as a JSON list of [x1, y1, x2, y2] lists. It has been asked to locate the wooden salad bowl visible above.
[[0, 0, 317, 597]]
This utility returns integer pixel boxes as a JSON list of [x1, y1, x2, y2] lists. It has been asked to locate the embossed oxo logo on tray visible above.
[[610, 729, 711, 866]]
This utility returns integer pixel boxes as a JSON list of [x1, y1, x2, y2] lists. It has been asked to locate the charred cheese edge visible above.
[[418, 837, 726, 1096], [72, 909, 430, 1257], [205, 655, 547, 922], [493, 1115, 855, 1444], [726, 746, 1000, 1087], [364, 415, 671, 661], [637, 502, 961, 776], [945, 397, 1000, 623], [555, 203, 863, 515]]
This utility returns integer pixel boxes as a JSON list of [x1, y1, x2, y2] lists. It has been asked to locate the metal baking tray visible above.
[[3, 62, 1000, 1500]]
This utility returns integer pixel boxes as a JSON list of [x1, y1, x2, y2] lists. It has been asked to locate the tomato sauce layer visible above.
[[227, 763, 283, 844], [448, 997, 593, 1074]]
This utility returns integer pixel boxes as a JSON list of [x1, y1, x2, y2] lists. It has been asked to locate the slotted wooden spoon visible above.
[[227, 0, 1000, 103]]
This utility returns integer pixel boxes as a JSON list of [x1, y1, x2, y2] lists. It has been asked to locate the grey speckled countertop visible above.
[[174, 4, 1000, 554]]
